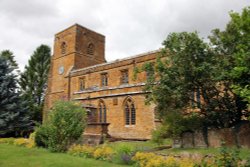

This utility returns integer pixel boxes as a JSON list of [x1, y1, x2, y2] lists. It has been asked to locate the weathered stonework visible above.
[[44, 24, 160, 140]]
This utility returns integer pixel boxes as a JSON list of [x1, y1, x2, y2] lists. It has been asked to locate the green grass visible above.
[[107, 139, 172, 151], [0, 144, 128, 167]]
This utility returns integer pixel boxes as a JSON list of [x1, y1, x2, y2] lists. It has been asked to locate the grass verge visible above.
[[0, 144, 128, 167]]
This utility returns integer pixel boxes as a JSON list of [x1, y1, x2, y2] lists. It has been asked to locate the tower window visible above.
[[79, 77, 86, 91], [87, 43, 95, 55], [124, 98, 136, 125], [61, 42, 67, 54], [120, 69, 129, 84], [98, 100, 107, 123], [101, 73, 108, 87]]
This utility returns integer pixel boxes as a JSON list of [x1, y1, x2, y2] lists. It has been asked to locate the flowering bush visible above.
[[93, 146, 114, 161], [12, 133, 36, 148], [0, 138, 15, 144], [132, 152, 195, 167], [68, 144, 95, 158], [14, 138, 29, 146]]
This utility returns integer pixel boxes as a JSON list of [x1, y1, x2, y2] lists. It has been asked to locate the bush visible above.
[[36, 101, 87, 152], [68, 144, 95, 158], [132, 152, 194, 167], [93, 146, 114, 161], [151, 125, 169, 145], [215, 144, 241, 167], [13, 136, 35, 148], [34, 124, 50, 148], [0, 138, 15, 144], [114, 144, 135, 165]]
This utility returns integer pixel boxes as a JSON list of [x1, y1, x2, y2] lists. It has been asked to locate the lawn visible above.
[[0, 144, 128, 167]]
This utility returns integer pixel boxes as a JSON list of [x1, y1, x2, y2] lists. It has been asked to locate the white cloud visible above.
[[0, 0, 248, 71]]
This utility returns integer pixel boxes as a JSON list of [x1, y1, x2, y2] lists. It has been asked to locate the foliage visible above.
[[13, 134, 35, 148], [209, 6, 250, 108], [0, 56, 32, 137], [20, 44, 51, 123], [34, 124, 50, 147], [68, 144, 95, 158], [0, 50, 18, 70], [114, 144, 135, 165], [215, 144, 241, 167], [152, 124, 170, 145], [93, 146, 114, 161], [38, 101, 87, 152], [132, 152, 194, 167], [138, 8, 250, 135], [0, 138, 15, 144]]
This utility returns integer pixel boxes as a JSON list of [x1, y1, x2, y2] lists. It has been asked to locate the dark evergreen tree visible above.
[[20, 45, 51, 123], [0, 50, 18, 69], [0, 56, 31, 137]]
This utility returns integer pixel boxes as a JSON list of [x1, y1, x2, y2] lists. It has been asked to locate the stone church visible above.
[[44, 24, 161, 140]]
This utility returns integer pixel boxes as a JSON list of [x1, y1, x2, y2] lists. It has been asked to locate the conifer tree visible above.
[[0, 50, 18, 69], [0, 56, 31, 137], [20, 45, 51, 123]]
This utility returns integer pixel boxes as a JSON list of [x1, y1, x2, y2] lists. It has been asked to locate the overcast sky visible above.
[[0, 0, 248, 71]]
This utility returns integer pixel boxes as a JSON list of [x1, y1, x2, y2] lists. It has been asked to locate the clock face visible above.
[[58, 66, 64, 75]]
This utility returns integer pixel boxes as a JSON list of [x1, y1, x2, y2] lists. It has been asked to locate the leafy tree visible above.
[[0, 56, 31, 137], [35, 101, 87, 152], [142, 30, 247, 136], [209, 6, 250, 107], [20, 45, 51, 123]]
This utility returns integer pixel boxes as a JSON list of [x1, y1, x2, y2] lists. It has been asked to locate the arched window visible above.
[[98, 100, 106, 123], [124, 98, 136, 125], [61, 42, 67, 54], [87, 43, 95, 55]]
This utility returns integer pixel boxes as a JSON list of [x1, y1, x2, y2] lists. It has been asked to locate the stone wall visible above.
[[178, 122, 250, 148]]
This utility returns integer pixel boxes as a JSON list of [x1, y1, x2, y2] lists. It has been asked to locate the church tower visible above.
[[43, 24, 106, 119]]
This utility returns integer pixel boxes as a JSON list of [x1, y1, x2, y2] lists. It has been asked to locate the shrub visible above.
[[14, 138, 29, 146], [68, 144, 95, 158], [37, 101, 87, 152], [132, 152, 194, 167], [93, 146, 114, 161], [34, 124, 50, 148], [114, 144, 135, 165], [0, 138, 15, 144], [13, 133, 36, 148], [215, 144, 241, 167], [151, 125, 169, 145]]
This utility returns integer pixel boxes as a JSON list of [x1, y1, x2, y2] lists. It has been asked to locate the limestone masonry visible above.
[[44, 24, 160, 140]]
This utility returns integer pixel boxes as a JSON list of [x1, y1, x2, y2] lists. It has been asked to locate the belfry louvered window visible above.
[[124, 98, 136, 125], [99, 100, 106, 123], [87, 43, 95, 55], [61, 42, 67, 54]]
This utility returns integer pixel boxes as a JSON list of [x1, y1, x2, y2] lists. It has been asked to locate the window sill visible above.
[[125, 125, 135, 128]]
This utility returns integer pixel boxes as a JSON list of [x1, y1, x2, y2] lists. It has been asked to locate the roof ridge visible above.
[[70, 49, 161, 73]]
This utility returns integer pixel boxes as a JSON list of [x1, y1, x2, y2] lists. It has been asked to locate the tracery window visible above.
[[124, 98, 136, 125], [98, 100, 107, 123], [87, 43, 95, 55]]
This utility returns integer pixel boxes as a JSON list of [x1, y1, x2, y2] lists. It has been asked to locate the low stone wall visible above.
[[176, 121, 250, 148]]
